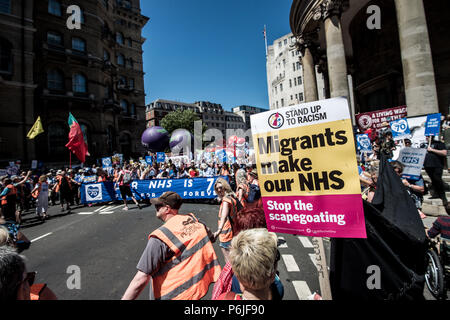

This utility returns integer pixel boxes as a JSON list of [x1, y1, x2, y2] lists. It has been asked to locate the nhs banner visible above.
[[390, 118, 411, 140], [81, 176, 229, 204], [356, 134, 372, 152], [80, 182, 117, 204], [398, 147, 427, 181]]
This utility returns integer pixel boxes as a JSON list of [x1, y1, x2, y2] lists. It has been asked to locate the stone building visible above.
[[0, 0, 36, 163], [146, 99, 200, 128], [267, 32, 325, 110], [0, 0, 149, 165], [232, 105, 268, 130], [290, 0, 449, 118]]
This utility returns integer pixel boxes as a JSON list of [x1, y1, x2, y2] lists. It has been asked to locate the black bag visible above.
[[247, 184, 261, 203]]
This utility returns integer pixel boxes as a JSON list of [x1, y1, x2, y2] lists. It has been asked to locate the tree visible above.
[[160, 109, 207, 135]]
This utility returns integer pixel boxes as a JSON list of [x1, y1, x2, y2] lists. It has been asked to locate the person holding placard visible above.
[[424, 136, 449, 214]]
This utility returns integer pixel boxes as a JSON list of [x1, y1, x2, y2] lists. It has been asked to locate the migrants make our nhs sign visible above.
[[251, 97, 366, 239]]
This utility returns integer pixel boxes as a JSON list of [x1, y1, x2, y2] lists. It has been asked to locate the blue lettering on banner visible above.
[[80, 177, 228, 204]]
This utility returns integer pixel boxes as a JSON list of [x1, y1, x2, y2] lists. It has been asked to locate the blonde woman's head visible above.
[[214, 177, 235, 200], [0, 226, 9, 246], [229, 228, 278, 291]]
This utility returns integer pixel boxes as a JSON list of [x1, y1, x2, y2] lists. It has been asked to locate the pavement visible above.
[[13, 200, 447, 300]]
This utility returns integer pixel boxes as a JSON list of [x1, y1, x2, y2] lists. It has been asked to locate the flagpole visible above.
[[264, 25, 268, 58]]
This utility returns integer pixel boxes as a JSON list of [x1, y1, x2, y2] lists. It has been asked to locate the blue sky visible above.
[[140, 1, 293, 111]]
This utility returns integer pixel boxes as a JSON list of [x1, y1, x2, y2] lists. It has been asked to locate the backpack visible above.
[[247, 184, 261, 203], [122, 171, 132, 185]]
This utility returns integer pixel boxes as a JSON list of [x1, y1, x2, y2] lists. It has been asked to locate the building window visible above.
[[298, 76, 302, 85], [118, 75, 126, 86], [280, 83, 283, 92], [130, 103, 136, 116], [0, 0, 11, 14], [284, 39, 287, 45], [278, 42, 282, 48], [127, 58, 133, 69], [116, 32, 124, 45], [47, 70, 64, 90], [293, 63, 295, 71], [128, 78, 134, 89], [296, 62, 301, 70], [289, 79, 292, 88], [120, 100, 129, 114], [47, 31, 62, 46], [48, 0, 62, 16], [299, 93, 304, 102], [72, 37, 86, 52], [0, 38, 12, 73], [117, 54, 125, 66], [281, 99, 284, 107], [103, 49, 110, 61], [127, 38, 132, 47], [294, 78, 297, 86], [72, 74, 87, 93], [48, 122, 68, 157]]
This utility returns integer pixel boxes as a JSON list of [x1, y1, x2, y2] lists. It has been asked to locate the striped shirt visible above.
[[427, 216, 450, 241]]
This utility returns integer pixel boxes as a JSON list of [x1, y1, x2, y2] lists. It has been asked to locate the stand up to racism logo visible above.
[[268, 113, 284, 129]]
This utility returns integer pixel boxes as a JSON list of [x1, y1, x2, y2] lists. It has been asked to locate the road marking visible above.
[[31, 232, 53, 243], [292, 281, 312, 300], [77, 212, 95, 215], [281, 254, 300, 272], [99, 211, 114, 215], [298, 236, 313, 248], [277, 236, 288, 248], [94, 205, 107, 212], [108, 205, 125, 211], [309, 253, 318, 270]]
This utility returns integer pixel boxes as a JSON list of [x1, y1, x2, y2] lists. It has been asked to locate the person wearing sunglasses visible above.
[[0, 246, 57, 300], [122, 192, 221, 300]]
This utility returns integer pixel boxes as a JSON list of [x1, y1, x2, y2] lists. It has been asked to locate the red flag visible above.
[[66, 113, 89, 163]]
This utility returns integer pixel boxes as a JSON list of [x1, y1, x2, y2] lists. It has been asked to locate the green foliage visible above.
[[160, 109, 207, 134]]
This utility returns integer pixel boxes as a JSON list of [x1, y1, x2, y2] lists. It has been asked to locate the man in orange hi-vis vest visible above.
[[122, 192, 221, 300]]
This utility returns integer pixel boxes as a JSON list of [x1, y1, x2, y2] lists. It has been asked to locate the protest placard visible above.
[[398, 147, 427, 181], [390, 118, 411, 140], [356, 134, 372, 152], [425, 113, 442, 136], [251, 97, 366, 239], [355, 106, 407, 133], [102, 157, 112, 169], [156, 152, 166, 163]]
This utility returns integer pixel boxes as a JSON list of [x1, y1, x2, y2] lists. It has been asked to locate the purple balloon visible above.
[[141, 127, 170, 152], [169, 129, 192, 153]]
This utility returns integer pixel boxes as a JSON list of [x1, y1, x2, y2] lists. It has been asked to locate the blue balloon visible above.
[[141, 127, 170, 152]]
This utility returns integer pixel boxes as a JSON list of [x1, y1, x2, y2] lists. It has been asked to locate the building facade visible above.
[[0, 0, 149, 165], [146, 99, 246, 136], [232, 105, 268, 130], [267, 32, 325, 110], [0, 0, 36, 163], [290, 0, 449, 117]]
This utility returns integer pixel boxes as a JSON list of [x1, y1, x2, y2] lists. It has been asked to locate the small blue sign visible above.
[[145, 156, 153, 165], [356, 134, 373, 152], [102, 157, 112, 168], [390, 118, 411, 140], [156, 152, 166, 163], [425, 113, 441, 136]]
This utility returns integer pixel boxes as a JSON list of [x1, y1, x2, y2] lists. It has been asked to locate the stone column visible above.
[[394, 0, 439, 116], [300, 45, 319, 102], [320, 0, 350, 99]]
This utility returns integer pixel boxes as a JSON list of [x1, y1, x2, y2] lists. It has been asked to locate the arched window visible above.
[[116, 32, 124, 45], [48, 122, 68, 157], [130, 103, 136, 116], [47, 69, 64, 90], [117, 53, 125, 66], [0, 38, 12, 74], [48, 0, 62, 16], [73, 74, 87, 93], [120, 99, 129, 114], [72, 37, 86, 52]]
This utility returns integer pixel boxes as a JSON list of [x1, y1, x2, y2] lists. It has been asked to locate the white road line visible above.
[[298, 236, 313, 248], [31, 232, 53, 243], [281, 254, 300, 272], [277, 236, 288, 248], [99, 211, 114, 215], [94, 205, 107, 212], [309, 254, 318, 270], [107, 205, 125, 211], [292, 281, 312, 300], [77, 212, 95, 215]]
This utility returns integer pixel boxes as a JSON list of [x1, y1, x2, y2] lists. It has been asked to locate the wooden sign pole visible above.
[[311, 237, 332, 300]]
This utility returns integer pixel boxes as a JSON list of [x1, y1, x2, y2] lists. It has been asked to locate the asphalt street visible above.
[[19, 200, 325, 300]]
